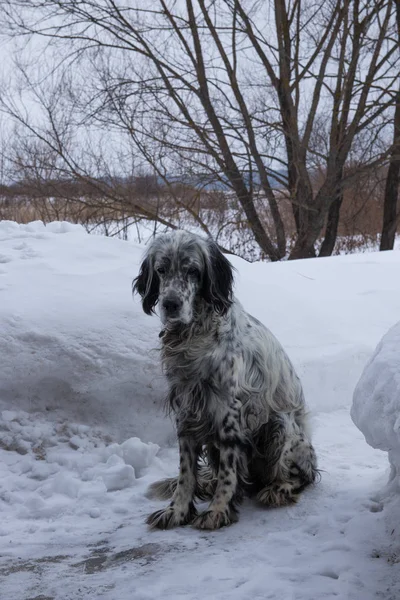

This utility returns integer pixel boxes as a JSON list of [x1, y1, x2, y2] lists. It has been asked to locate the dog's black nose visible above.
[[162, 296, 182, 316]]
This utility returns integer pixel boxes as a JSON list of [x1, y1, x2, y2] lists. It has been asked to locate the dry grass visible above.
[[0, 167, 395, 260]]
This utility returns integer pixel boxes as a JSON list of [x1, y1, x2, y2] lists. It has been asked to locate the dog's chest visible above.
[[162, 343, 217, 383]]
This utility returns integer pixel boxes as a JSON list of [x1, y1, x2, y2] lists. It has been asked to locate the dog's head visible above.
[[132, 231, 234, 325]]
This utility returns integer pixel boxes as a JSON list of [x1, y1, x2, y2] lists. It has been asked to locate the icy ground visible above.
[[0, 220, 399, 600]]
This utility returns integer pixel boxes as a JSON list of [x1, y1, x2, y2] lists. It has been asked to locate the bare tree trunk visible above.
[[380, 93, 400, 250], [289, 173, 343, 259], [288, 227, 318, 259], [380, 20, 400, 251], [380, 0, 400, 251], [319, 167, 344, 256], [319, 193, 343, 257]]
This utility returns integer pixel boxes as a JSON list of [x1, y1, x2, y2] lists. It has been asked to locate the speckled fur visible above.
[[133, 231, 318, 530]]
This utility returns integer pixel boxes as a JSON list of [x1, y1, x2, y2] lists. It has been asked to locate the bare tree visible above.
[[380, 0, 400, 250], [1, 1, 399, 259]]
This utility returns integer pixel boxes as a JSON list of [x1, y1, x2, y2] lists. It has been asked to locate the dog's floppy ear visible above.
[[201, 239, 234, 315], [132, 254, 159, 315]]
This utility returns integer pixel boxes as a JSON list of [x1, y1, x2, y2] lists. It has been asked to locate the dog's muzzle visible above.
[[162, 294, 183, 319]]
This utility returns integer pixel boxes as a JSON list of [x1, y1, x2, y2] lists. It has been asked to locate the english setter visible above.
[[133, 231, 318, 530]]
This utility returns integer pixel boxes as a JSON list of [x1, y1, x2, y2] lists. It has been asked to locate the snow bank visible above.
[[0, 219, 85, 238], [352, 321, 400, 491], [0, 219, 172, 446]]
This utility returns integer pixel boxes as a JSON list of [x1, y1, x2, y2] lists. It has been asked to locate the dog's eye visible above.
[[156, 266, 166, 275], [187, 267, 199, 277]]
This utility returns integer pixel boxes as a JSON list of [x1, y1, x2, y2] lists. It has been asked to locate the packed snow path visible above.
[[0, 221, 399, 600]]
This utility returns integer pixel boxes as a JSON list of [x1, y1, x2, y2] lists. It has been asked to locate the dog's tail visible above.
[[146, 465, 216, 501], [146, 477, 177, 500]]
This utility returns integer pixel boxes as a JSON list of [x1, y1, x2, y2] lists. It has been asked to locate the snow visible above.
[[0, 219, 399, 599], [352, 320, 400, 537], [351, 324, 400, 595]]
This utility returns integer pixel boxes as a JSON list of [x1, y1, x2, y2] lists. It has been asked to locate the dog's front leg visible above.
[[193, 403, 246, 530], [146, 435, 198, 529]]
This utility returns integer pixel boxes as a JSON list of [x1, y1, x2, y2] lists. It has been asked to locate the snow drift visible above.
[[0, 219, 172, 446], [352, 321, 400, 492]]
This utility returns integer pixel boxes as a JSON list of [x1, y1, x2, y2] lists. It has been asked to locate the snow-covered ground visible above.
[[0, 220, 399, 600]]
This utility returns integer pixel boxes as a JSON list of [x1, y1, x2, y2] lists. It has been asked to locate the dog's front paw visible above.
[[192, 507, 238, 530], [146, 502, 197, 530]]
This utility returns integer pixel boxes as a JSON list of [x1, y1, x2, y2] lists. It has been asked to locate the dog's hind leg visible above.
[[252, 413, 318, 507]]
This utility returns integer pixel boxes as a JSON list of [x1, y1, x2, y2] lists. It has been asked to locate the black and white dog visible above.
[[133, 231, 318, 530]]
